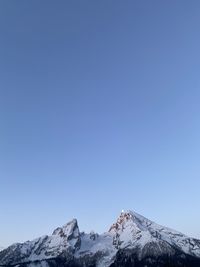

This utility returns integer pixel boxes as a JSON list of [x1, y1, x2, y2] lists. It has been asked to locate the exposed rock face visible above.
[[1, 210, 200, 267]]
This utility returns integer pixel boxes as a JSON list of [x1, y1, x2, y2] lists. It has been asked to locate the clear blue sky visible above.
[[0, 1, 200, 247]]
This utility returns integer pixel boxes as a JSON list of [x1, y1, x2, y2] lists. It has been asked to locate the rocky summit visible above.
[[1, 210, 200, 267]]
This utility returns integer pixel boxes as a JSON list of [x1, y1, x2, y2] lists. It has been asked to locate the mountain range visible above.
[[0, 210, 200, 267]]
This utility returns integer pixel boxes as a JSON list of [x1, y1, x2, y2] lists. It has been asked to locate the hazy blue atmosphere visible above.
[[1, 1, 200, 247]]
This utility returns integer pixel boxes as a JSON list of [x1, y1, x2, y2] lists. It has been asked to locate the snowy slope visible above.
[[0, 210, 200, 267], [0, 219, 81, 265], [109, 211, 200, 257]]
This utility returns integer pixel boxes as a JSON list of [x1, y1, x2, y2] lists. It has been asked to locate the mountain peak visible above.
[[109, 210, 145, 233], [1, 211, 200, 267], [52, 218, 80, 249]]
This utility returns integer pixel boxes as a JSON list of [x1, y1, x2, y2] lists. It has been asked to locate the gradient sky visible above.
[[1, 1, 200, 247]]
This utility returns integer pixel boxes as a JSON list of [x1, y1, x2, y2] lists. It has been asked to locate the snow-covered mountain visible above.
[[0, 248, 3, 252], [0, 210, 200, 267]]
